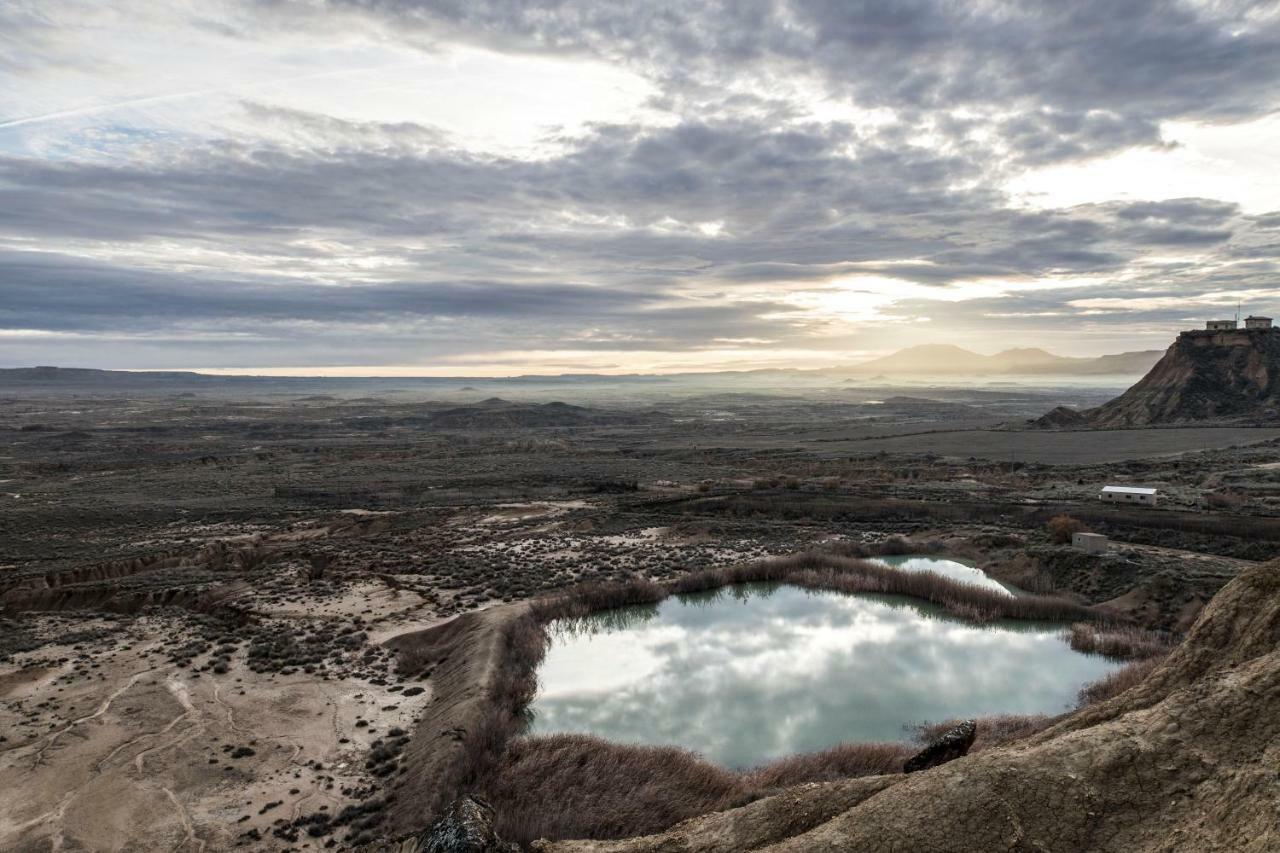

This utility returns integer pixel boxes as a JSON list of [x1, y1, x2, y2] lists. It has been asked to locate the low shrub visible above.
[[1047, 514, 1088, 544], [1078, 655, 1167, 706]]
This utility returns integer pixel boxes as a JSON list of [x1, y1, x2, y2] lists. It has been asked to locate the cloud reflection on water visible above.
[[529, 582, 1120, 768]]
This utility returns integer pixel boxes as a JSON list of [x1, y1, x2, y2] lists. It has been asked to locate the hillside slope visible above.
[[534, 562, 1280, 853], [1034, 328, 1280, 428]]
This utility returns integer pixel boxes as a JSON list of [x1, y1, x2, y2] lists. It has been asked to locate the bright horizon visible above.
[[3, 2, 1279, 372], [126, 340, 1166, 378]]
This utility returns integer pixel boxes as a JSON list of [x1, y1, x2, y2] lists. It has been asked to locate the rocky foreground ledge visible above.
[[380, 561, 1280, 853]]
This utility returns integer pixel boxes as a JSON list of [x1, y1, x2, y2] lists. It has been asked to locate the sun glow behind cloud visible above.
[[1007, 115, 1280, 215]]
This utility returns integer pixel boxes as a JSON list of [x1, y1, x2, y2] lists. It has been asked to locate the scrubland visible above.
[[1, 383, 1274, 850]]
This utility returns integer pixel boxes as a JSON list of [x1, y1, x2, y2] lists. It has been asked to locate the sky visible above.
[[2, 0, 1280, 376]]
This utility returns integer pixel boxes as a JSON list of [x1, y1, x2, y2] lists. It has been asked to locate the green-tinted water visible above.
[[527, 582, 1120, 768]]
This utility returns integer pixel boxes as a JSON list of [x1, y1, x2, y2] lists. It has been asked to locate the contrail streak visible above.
[[0, 88, 221, 130], [0, 62, 428, 131]]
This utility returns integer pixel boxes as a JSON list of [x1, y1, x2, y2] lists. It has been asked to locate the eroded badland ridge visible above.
[[1038, 326, 1280, 428]]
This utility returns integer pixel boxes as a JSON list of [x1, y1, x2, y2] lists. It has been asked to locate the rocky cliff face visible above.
[[1043, 329, 1280, 428]]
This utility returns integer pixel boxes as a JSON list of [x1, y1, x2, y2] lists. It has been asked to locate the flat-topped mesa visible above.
[[1091, 323, 1280, 426], [1035, 319, 1280, 428]]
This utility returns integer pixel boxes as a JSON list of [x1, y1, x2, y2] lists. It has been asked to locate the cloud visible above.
[[1, 1, 1278, 369], [257, 1, 1280, 126]]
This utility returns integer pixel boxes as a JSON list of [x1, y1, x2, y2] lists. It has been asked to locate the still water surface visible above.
[[528, 582, 1120, 767], [866, 554, 1016, 595]]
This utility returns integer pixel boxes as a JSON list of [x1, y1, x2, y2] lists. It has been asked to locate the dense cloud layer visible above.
[[1, 0, 1278, 369]]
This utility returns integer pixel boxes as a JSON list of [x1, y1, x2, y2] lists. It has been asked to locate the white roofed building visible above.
[[1073, 532, 1109, 554], [1100, 485, 1158, 507]]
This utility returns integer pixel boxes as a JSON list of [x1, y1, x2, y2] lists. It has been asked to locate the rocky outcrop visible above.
[[534, 561, 1280, 852], [1029, 405, 1090, 429], [1039, 328, 1280, 428], [902, 719, 975, 773], [418, 797, 517, 853], [358, 797, 519, 853]]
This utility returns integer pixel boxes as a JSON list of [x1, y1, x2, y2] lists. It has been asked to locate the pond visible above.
[[527, 582, 1121, 768], [865, 554, 1016, 595]]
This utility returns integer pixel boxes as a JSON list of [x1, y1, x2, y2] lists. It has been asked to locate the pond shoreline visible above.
[[388, 539, 1169, 845]]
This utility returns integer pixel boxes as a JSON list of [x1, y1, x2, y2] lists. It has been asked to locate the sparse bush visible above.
[[306, 553, 331, 581], [1047, 514, 1088, 544]]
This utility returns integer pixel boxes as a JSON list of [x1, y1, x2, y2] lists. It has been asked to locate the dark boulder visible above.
[[418, 796, 517, 853], [904, 719, 977, 773]]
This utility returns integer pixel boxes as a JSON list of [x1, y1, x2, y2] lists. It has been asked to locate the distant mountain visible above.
[[0, 366, 212, 385], [842, 345, 1161, 377], [1, 350, 1161, 393]]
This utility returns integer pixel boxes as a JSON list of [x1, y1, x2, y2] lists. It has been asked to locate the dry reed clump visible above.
[[1078, 655, 1167, 706], [1066, 623, 1174, 659], [533, 546, 1095, 629], [480, 734, 913, 845], [482, 734, 742, 842], [531, 577, 665, 622], [740, 741, 912, 789], [726, 552, 1100, 624]]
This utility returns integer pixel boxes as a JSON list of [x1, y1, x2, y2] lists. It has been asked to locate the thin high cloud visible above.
[[1, 1, 1278, 371]]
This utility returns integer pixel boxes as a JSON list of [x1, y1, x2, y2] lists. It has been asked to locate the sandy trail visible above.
[[31, 667, 157, 768], [163, 785, 206, 853]]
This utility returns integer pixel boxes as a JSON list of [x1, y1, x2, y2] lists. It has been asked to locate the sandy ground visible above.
[[0, 616, 433, 852]]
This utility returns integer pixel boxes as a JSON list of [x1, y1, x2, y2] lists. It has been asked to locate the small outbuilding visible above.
[[1206, 319, 1238, 331], [1072, 532, 1109, 554], [1100, 485, 1158, 507], [1245, 315, 1273, 330]]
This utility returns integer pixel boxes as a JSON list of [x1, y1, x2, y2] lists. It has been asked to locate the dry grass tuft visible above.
[[480, 734, 912, 845], [1078, 655, 1167, 706], [1067, 623, 1174, 660], [482, 734, 742, 842], [741, 741, 912, 790]]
